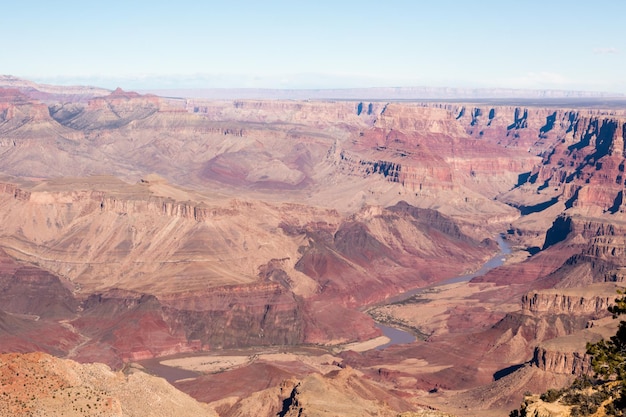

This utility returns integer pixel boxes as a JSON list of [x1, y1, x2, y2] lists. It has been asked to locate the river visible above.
[[374, 234, 512, 350], [142, 235, 512, 379]]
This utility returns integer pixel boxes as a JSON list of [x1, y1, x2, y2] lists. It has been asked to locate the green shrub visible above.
[[540, 388, 563, 403]]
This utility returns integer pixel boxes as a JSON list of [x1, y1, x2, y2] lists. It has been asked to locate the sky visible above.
[[2, 0, 626, 93]]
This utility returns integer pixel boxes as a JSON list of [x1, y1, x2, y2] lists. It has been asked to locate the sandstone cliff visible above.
[[488, 105, 626, 217], [521, 283, 620, 316], [531, 346, 592, 376], [528, 312, 619, 375]]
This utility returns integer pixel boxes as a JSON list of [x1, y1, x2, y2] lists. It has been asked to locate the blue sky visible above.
[[3, 0, 626, 92]]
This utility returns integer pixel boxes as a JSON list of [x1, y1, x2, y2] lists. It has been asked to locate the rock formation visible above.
[[0, 174, 496, 365], [0, 352, 218, 416], [1, 77, 626, 416]]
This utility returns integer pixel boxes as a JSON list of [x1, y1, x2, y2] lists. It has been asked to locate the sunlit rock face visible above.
[[0, 352, 218, 417]]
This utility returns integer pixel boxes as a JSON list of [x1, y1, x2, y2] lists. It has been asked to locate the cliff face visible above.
[[482, 104, 626, 215], [3, 89, 625, 222], [530, 347, 592, 376], [475, 281, 621, 383], [521, 289, 615, 317], [433, 103, 626, 151], [0, 88, 84, 147], [188, 98, 382, 127], [538, 214, 626, 288], [539, 115, 626, 214], [0, 178, 490, 301], [0, 178, 307, 295], [341, 103, 539, 196], [0, 88, 60, 124], [163, 282, 305, 349], [67, 284, 305, 363], [527, 316, 620, 377]]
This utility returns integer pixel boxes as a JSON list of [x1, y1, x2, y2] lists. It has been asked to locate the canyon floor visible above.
[[1, 76, 626, 416]]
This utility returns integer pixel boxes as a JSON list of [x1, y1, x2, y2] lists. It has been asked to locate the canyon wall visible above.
[[531, 346, 592, 376], [3, 83, 626, 416], [521, 288, 616, 317], [0, 173, 499, 365]]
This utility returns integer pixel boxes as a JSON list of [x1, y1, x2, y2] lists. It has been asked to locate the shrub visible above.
[[540, 388, 563, 403]]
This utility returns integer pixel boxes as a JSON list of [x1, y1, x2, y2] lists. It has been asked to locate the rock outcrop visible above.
[[526, 311, 620, 377], [531, 346, 592, 376], [274, 367, 415, 417], [0, 352, 218, 417], [521, 284, 619, 317], [489, 106, 626, 216]]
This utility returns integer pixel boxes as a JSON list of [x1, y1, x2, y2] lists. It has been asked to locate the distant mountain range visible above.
[[142, 86, 626, 101], [0, 75, 109, 101], [1, 75, 624, 101]]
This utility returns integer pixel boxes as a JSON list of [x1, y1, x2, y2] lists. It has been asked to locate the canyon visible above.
[[0, 77, 625, 416]]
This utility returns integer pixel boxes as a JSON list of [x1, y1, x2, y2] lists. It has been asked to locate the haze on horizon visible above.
[[3, 0, 626, 93]]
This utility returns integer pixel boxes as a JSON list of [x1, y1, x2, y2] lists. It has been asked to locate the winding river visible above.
[[374, 234, 512, 350], [142, 235, 512, 380]]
